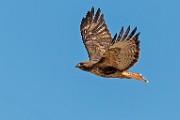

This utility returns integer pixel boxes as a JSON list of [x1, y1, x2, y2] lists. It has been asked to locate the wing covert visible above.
[[97, 26, 140, 71]]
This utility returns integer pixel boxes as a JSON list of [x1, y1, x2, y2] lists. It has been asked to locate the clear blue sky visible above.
[[0, 0, 180, 120]]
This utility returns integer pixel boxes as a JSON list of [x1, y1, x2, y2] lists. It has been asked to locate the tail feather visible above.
[[122, 71, 149, 83]]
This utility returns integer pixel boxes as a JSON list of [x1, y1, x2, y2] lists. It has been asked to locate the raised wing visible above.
[[80, 7, 113, 61], [97, 26, 140, 71]]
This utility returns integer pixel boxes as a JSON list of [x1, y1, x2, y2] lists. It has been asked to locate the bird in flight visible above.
[[76, 7, 148, 83]]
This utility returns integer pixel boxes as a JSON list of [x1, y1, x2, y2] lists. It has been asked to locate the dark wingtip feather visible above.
[[112, 33, 117, 44], [127, 25, 130, 29], [93, 7, 101, 23], [81, 7, 95, 30], [85, 7, 94, 21], [98, 13, 104, 24], [100, 13, 104, 19], [97, 7, 101, 13], [134, 26, 137, 30], [86, 11, 90, 17], [117, 26, 124, 41], [91, 6, 94, 12], [122, 26, 130, 40], [132, 27, 137, 34], [127, 25, 130, 32], [113, 33, 117, 39], [127, 27, 137, 39], [80, 17, 85, 30], [89, 7, 94, 23], [91, 7, 94, 14], [135, 32, 141, 38]]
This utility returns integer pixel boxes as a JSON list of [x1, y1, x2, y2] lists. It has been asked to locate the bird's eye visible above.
[[84, 29, 87, 33], [76, 63, 82, 68], [78, 63, 82, 67]]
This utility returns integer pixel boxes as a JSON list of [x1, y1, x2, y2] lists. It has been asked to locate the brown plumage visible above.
[[76, 7, 148, 83]]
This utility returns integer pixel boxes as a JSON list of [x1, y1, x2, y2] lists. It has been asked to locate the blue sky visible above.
[[0, 0, 180, 120]]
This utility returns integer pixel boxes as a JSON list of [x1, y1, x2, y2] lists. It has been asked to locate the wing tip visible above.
[[117, 26, 124, 41], [135, 32, 141, 38], [112, 33, 117, 44], [121, 26, 131, 40], [97, 7, 101, 12], [91, 7, 94, 15], [93, 7, 101, 23], [127, 25, 130, 30]]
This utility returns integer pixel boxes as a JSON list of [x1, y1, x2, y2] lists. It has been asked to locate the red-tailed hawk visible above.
[[76, 7, 148, 83]]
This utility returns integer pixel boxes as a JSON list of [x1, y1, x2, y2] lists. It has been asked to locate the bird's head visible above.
[[75, 62, 92, 71]]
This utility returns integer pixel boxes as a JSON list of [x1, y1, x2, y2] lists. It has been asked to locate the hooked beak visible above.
[[75, 63, 80, 68]]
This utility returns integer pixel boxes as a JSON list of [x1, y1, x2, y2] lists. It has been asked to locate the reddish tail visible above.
[[122, 71, 149, 83]]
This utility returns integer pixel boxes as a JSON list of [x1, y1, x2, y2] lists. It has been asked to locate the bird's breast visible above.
[[90, 66, 121, 78]]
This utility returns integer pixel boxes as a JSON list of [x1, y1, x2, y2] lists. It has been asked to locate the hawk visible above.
[[76, 7, 148, 83]]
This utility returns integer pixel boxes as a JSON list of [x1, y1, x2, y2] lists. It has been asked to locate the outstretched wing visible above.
[[97, 26, 140, 71], [80, 7, 113, 61]]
